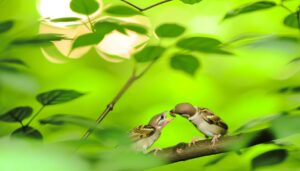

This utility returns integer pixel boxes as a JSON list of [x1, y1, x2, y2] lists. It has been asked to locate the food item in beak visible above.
[[169, 110, 176, 117]]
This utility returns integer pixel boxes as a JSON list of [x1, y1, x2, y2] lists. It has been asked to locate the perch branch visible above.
[[80, 60, 157, 141], [154, 129, 276, 164], [121, 0, 173, 12]]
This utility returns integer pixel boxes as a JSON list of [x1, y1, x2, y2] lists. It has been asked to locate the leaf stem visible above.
[[80, 60, 157, 141], [86, 15, 95, 32], [278, 4, 294, 13], [26, 105, 45, 126], [120, 0, 173, 12]]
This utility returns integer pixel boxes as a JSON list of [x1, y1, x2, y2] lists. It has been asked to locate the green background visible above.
[[0, 0, 299, 171]]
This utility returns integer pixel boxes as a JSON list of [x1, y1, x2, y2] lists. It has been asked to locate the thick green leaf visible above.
[[105, 5, 141, 16], [271, 115, 300, 138], [251, 149, 288, 170], [176, 37, 222, 52], [0, 106, 33, 123], [50, 17, 81, 22], [36, 89, 84, 106], [70, 0, 99, 15], [0, 20, 13, 34], [0, 58, 27, 67], [155, 23, 185, 38], [284, 12, 299, 29], [170, 53, 200, 76], [11, 126, 43, 140], [72, 32, 104, 49], [11, 34, 66, 45], [40, 114, 95, 128], [180, 0, 202, 4], [134, 46, 165, 62], [224, 1, 276, 19], [123, 24, 148, 34]]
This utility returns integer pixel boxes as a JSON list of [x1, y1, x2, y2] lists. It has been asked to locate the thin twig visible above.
[[26, 105, 45, 126], [80, 60, 158, 141], [279, 4, 294, 13], [121, 0, 173, 12]]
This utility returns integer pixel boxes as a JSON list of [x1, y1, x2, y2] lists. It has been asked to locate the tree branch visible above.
[[155, 129, 276, 164], [120, 0, 173, 12], [80, 61, 157, 141]]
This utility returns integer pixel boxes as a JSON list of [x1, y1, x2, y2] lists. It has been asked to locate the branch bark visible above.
[[121, 0, 173, 12], [155, 129, 276, 163], [80, 60, 157, 141]]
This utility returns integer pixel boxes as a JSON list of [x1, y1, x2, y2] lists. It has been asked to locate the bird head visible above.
[[169, 103, 196, 118], [149, 111, 172, 130]]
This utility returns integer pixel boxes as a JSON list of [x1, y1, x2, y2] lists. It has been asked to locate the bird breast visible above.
[[189, 113, 226, 137], [133, 131, 161, 151]]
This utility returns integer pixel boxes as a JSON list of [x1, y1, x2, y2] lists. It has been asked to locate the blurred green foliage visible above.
[[0, 0, 299, 171]]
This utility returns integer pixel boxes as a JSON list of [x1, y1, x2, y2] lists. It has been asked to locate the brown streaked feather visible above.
[[199, 108, 228, 130], [129, 125, 156, 142]]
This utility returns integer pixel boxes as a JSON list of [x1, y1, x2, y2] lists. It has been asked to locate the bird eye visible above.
[[160, 115, 164, 120]]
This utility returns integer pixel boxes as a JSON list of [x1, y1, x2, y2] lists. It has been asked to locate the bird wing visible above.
[[200, 108, 228, 130], [129, 125, 156, 142]]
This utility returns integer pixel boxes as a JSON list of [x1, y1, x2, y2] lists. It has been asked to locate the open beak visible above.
[[162, 111, 172, 126]]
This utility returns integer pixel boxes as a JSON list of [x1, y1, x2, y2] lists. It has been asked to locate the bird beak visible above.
[[162, 111, 172, 126], [169, 109, 176, 117]]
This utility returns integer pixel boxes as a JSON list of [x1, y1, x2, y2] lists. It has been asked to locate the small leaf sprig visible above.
[[0, 89, 84, 140]]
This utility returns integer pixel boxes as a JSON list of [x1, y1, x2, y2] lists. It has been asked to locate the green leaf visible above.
[[11, 126, 43, 140], [50, 17, 81, 22], [105, 5, 141, 16], [180, 0, 202, 5], [70, 0, 99, 15], [271, 115, 300, 138], [289, 57, 300, 64], [176, 36, 222, 52], [155, 23, 185, 38], [94, 21, 126, 34], [170, 53, 200, 76], [278, 86, 300, 93], [251, 149, 288, 170], [134, 46, 165, 62], [72, 32, 104, 49], [204, 154, 228, 167], [40, 114, 95, 128], [0, 58, 27, 67], [224, 1, 276, 19], [0, 20, 13, 34], [36, 89, 84, 106], [283, 12, 300, 29], [122, 24, 148, 34], [234, 113, 287, 133], [11, 34, 66, 45], [0, 106, 33, 123]]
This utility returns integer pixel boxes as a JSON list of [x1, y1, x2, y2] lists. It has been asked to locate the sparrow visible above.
[[129, 111, 172, 153], [170, 103, 228, 146]]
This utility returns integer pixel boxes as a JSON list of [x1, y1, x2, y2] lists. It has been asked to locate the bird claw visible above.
[[210, 134, 221, 148], [152, 147, 162, 155], [188, 137, 201, 147]]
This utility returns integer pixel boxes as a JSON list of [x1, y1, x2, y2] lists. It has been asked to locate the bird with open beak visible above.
[[129, 111, 172, 153], [170, 103, 228, 146]]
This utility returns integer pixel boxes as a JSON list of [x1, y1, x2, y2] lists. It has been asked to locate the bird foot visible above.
[[210, 134, 221, 148], [151, 147, 162, 155], [188, 137, 201, 147]]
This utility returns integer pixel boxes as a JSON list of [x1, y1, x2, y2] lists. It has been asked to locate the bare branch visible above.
[[121, 0, 173, 12], [155, 129, 275, 163]]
